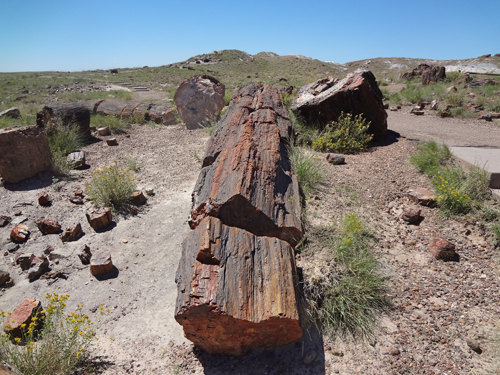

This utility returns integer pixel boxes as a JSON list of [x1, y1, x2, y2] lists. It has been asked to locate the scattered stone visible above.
[[0, 270, 10, 286], [430, 100, 438, 110], [90, 252, 113, 276], [36, 218, 62, 235], [412, 110, 424, 116], [106, 138, 118, 146], [0, 215, 11, 227], [292, 69, 388, 141], [390, 107, 398, 111], [15, 253, 35, 271], [0, 107, 21, 119], [130, 190, 147, 205], [407, 188, 436, 206], [10, 224, 30, 243], [466, 338, 482, 354], [401, 207, 421, 224], [86, 207, 113, 231], [0, 125, 52, 184], [97, 127, 111, 136], [428, 237, 456, 260], [326, 153, 345, 165], [67, 151, 86, 168], [145, 188, 155, 196], [303, 350, 317, 364], [75, 190, 84, 197], [4, 298, 43, 340], [27, 255, 49, 280], [59, 223, 84, 242], [38, 191, 51, 206], [173, 75, 225, 129], [130, 206, 138, 216], [446, 85, 458, 93], [43, 245, 54, 254], [331, 349, 344, 357], [13, 210, 22, 216], [7, 243, 19, 253], [389, 347, 401, 356], [78, 244, 92, 265], [69, 196, 84, 205], [479, 113, 492, 121], [470, 77, 500, 88]]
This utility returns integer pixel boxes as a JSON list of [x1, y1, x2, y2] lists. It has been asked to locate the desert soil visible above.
[[1, 109, 500, 375]]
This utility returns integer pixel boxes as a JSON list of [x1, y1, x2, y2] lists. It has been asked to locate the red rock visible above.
[[174, 75, 225, 129], [15, 253, 35, 270], [75, 190, 84, 197], [428, 237, 456, 260], [78, 244, 92, 265], [175, 217, 302, 356], [407, 188, 436, 206], [189, 83, 302, 246], [36, 218, 62, 235], [401, 207, 421, 224], [10, 224, 30, 243], [106, 138, 118, 146], [402, 64, 446, 85], [130, 190, 147, 205], [0, 125, 52, 184], [292, 69, 388, 141], [86, 208, 112, 231], [59, 223, 83, 242], [27, 255, 49, 280], [38, 191, 51, 206], [90, 253, 113, 276], [4, 298, 43, 340], [389, 347, 401, 356]]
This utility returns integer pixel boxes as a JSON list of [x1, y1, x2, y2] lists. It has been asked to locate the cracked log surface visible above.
[[291, 68, 388, 140], [189, 82, 303, 247], [175, 217, 302, 356]]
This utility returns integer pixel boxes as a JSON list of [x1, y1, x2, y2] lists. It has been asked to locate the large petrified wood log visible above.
[[189, 82, 302, 246], [36, 102, 91, 137], [95, 99, 144, 117], [291, 68, 388, 141], [175, 217, 302, 356]]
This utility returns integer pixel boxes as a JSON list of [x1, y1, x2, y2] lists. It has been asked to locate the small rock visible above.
[[98, 127, 111, 136], [389, 347, 400, 356], [15, 253, 35, 271], [4, 298, 43, 341], [10, 224, 30, 243], [59, 223, 84, 242], [36, 217, 62, 235], [130, 206, 138, 216], [145, 188, 155, 196], [0, 270, 10, 286], [479, 113, 492, 122], [130, 190, 147, 205], [27, 255, 49, 281], [106, 138, 118, 146], [67, 151, 86, 168], [401, 207, 421, 224], [43, 245, 54, 254], [90, 252, 113, 276], [75, 190, 84, 197], [86, 207, 113, 231], [303, 350, 317, 364], [407, 188, 436, 206], [428, 237, 456, 260], [0, 215, 11, 227], [38, 191, 51, 206], [122, 239, 128, 243], [466, 338, 482, 354], [69, 196, 84, 205], [431, 100, 438, 110], [7, 243, 19, 253], [412, 110, 424, 116], [78, 244, 92, 265], [331, 349, 344, 357], [326, 153, 345, 165], [446, 85, 458, 93], [13, 210, 22, 216]]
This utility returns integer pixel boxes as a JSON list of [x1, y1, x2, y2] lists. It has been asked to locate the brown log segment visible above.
[[95, 99, 143, 117], [36, 102, 91, 137], [291, 68, 388, 141], [175, 217, 302, 356], [189, 82, 302, 246]]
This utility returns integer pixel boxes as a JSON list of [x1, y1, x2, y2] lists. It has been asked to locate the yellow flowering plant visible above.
[[86, 163, 136, 208]]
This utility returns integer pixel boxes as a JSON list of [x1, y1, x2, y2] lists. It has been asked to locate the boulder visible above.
[[3, 298, 43, 340], [10, 224, 29, 243], [428, 237, 456, 260], [175, 217, 302, 356], [90, 252, 113, 276], [60, 223, 83, 242], [291, 69, 388, 141], [190, 82, 302, 246], [86, 208, 113, 231], [0, 107, 21, 119], [36, 102, 91, 137], [173, 75, 225, 129], [0, 125, 52, 184], [36, 218, 62, 235], [147, 105, 176, 124], [27, 255, 49, 280]]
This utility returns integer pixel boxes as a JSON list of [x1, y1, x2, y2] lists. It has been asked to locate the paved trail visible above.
[[387, 111, 500, 148]]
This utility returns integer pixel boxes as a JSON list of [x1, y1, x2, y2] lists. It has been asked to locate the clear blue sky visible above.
[[1, 0, 499, 72]]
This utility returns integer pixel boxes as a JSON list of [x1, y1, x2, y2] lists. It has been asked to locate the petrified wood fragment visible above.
[[190, 82, 302, 246], [36, 102, 91, 137], [175, 217, 302, 356], [291, 68, 388, 141]]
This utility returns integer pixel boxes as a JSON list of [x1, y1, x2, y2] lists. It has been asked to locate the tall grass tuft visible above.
[[90, 114, 130, 134], [87, 164, 136, 208], [44, 121, 85, 176], [289, 146, 324, 198]]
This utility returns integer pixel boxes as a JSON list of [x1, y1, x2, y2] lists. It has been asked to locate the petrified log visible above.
[[36, 102, 91, 137], [95, 99, 143, 117], [175, 217, 302, 356], [0, 125, 52, 184], [189, 82, 302, 246], [147, 105, 176, 124], [291, 68, 388, 141]]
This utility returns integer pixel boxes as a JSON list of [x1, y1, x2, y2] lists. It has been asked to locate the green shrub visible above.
[[44, 122, 85, 176], [0, 293, 100, 375], [434, 175, 472, 214], [87, 164, 136, 208], [447, 92, 465, 107], [303, 214, 387, 338], [445, 71, 464, 83], [289, 146, 324, 197], [124, 157, 141, 172], [482, 206, 500, 221], [312, 113, 373, 154], [90, 114, 130, 134], [493, 223, 500, 242], [223, 90, 232, 106], [410, 141, 451, 176]]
